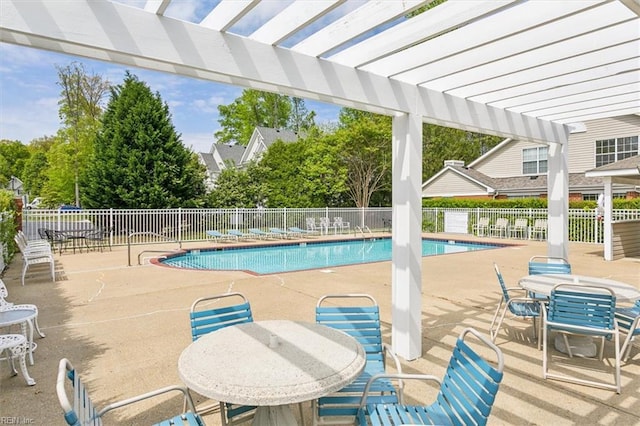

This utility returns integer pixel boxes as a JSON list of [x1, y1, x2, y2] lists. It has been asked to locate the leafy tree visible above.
[[40, 62, 109, 205], [0, 140, 29, 185], [259, 140, 314, 207], [215, 89, 315, 145], [83, 72, 207, 208], [206, 164, 264, 208], [216, 90, 292, 145], [289, 97, 316, 133], [21, 136, 54, 199], [422, 126, 501, 180], [335, 110, 392, 207]]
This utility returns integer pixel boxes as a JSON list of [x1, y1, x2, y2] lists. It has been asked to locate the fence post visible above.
[[178, 207, 182, 243]]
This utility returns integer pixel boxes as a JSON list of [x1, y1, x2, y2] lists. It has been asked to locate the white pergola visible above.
[[2, 0, 638, 360]]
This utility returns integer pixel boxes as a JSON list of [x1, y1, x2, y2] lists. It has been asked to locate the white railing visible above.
[[21, 207, 638, 247]]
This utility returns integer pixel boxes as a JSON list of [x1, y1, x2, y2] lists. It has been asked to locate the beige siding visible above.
[[568, 116, 640, 172], [474, 116, 640, 177], [611, 220, 640, 260], [474, 141, 545, 178], [423, 171, 488, 197]]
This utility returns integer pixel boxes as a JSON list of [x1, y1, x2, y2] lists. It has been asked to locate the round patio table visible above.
[[0, 308, 38, 364], [178, 320, 366, 426], [518, 274, 640, 302], [519, 274, 640, 357]]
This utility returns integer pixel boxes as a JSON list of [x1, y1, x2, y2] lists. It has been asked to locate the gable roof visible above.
[[214, 143, 245, 166], [422, 163, 607, 197]]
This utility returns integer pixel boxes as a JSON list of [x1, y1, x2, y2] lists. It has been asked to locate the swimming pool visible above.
[[159, 238, 502, 275]]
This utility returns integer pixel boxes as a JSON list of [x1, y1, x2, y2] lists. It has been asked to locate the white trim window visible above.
[[595, 136, 638, 167], [522, 147, 548, 175]]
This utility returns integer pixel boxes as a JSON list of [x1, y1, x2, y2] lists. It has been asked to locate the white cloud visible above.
[[181, 131, 217, 153]]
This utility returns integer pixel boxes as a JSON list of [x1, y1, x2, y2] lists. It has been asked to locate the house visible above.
[[198, 126, 301, 189], [199, 143, 246, 189], [422, 116, 640, 200], [5, 176, 24, 196]]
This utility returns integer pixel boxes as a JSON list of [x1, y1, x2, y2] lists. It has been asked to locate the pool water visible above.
[[159, 238, 501, 275]]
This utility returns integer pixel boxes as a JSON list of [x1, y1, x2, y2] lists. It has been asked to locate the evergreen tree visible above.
[[83, 72, 206, 208]]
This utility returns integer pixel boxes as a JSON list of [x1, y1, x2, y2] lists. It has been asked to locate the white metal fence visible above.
[[20, 207, 640, 247]]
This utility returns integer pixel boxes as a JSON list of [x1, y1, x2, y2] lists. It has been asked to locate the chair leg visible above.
[[9, 342, 35, 386], [32, 316, 45, 338], [489, 300, 505, 342], [21, 262, 27, 286]]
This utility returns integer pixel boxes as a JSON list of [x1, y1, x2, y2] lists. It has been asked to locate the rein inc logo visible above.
[[0, 418, 34, 425]]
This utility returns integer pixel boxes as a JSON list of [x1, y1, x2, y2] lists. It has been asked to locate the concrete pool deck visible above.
[[1, 233, 639, 425]]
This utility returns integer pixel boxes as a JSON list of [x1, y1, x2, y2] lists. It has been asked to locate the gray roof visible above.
[[586, 154, 640, 173], [447, 166, 604, 192], [214, 143, 245, 166], [255, 126, 300, 147], [199, 152, 218, 172]]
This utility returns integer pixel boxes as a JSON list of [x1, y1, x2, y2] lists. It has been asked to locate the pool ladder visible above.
[[127, 232, 182, 266], [354, 226, 372, 237]]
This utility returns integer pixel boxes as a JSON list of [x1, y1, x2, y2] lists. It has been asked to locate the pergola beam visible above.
[[0, 0, 567, 145]]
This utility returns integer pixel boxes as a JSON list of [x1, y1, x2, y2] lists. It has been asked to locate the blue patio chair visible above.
[[528, 255, 572, 300], [268, 227, 296, 238], [489, 263, 542, 349], [542, 283, 621, 393], [248, 228, 275, 239], [356, 327, 504, 426], [315, 294, 403, 425], [615, 300, 640, 361], [226, 229, 253, 240], [56, 358, 203, 426], [528, 255, 572, 275], [189, 292, 256, 424], [289, 226, 318, 237]]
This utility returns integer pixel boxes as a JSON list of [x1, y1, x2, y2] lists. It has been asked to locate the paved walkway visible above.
[[1, 234, 639, 425]]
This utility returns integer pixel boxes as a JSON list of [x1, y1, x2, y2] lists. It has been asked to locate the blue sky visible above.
[[0, 42, 342, 153]]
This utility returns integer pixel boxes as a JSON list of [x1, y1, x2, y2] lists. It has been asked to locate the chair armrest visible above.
[[382, 343, 404, 399], [358, 373, 441, 409], [97, 385, 197, 418]]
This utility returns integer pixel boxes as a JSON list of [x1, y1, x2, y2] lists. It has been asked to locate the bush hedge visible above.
[[422, 197, 640, 210]]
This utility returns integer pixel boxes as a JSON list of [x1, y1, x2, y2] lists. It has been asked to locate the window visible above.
[[522, 147, 548, 175], [595, 136, 638, 167]]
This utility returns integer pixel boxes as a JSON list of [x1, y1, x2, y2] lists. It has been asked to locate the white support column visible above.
[[546, 141, 569, 260], [603, 177, 613, 261], [391, 113, 422, 361]]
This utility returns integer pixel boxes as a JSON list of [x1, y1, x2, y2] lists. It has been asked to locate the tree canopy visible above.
[[215, 89, 315, 145], [82, 72, 206, 208]]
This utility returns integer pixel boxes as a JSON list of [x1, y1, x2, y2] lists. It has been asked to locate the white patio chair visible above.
[[509, 218, 528, 239], [13, 235, 55, 286], [0, 278, 45, 339], [57, 358, 203, 425], [530, 219, 547, 240], [490, 218, 509, 238], [472, 217, 490, 236], [333, 217, 350, 234]]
